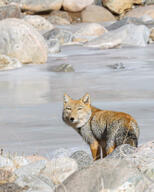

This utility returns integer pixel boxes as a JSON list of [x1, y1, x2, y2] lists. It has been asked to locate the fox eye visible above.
[[78, 107, 83, 110], [66, 107, 71, 110]]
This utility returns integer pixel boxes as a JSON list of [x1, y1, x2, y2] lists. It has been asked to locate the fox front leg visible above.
[[90, 140, 101, 160]]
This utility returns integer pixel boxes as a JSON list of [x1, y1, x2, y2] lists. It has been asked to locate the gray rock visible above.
[[71, 151, 93, 170], [85, 24, 150, 49], [0, 18, 48, 64], [47, 15, 70, 25], [145, 0, 154, 4], [51, 64, 74, 72], [105, 144, 136, 159], [0, 54, 22, 71], [14, 160, 47, 177], [94, 0, 102, 5], [108, 63, 126, 71], [8, 0, 63, 12], [0, 4, 21, 20], [43, 28, 73, 45], [48, 10, 72, 23], [56, 159, 143, 192], [47, 39, 60, 54], [107, 17, 154, 31]]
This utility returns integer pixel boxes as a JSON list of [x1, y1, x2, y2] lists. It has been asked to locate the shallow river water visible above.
[[0, 44, 154, 157]]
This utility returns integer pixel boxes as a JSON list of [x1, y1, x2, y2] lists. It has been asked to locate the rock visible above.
[[105, 144, 136, 159], [18, 0, 63, 12], [43, 28, 73, 45], [102, 0, 133, 15], [0, 18, 48, 64], [108, 63, 126, 71], [51, 64, 74, 72], [15, 175, 54, 192], [0, 183, 27, 192], [81, 5, 116, 23], [47, 39, 60, 54], [23, 15, 54, 34], [150, 28, 154, 40], [85, 24, 150, 48], [42, 157, 78, 185], [146, 0, 154, 5], [47, 15, 70, 25], [63, 0, 94, 12], [107, 17, 154, 31], [48, 10, 72, 23], [71, 151, 93, 170], [126, 5, 154, 19], [94, 0, 102, 5], [0, 168, 16, 184], [133, 0, 145, 4], [0, 4, 21, 20], [56, 159, 143, 192], [0, 54, 22, 71], [73, 23, 107, 43], [14, 160, 47, 177]]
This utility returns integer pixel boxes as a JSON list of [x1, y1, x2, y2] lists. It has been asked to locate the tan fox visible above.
[[62, 93, 140, 160]]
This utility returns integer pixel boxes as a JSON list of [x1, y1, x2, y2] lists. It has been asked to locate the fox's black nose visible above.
[[70, 117, 75, 122]]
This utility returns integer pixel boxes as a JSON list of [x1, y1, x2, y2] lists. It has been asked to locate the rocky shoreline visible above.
[[0, 0, 154, 70], [0, 141, 153, 192]]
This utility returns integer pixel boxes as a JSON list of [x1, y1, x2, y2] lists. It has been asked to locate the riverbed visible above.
[[0, 44, 154, 157]]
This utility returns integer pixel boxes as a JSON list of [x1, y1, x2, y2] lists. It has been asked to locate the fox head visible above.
[[62, 93, 92, 129]]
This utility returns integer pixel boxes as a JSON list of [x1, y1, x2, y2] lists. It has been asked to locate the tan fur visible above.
[[62, 94, 140, 160]]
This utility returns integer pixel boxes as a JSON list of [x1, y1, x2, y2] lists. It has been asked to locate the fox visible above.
[[62, 93, 140, 160]]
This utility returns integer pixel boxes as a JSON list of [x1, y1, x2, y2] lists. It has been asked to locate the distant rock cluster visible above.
[[0, 0, 154, 70], [0, 141, 153, 192]]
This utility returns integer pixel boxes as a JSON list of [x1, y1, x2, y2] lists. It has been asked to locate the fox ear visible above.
[[81, 93, 90, 104], [64, 94, 71, 104]]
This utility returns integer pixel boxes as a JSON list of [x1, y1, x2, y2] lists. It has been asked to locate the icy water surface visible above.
[[0, 44, 154, 156]]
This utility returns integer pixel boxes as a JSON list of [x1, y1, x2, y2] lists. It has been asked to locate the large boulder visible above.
[[23, 15, 54, 34], [85, 24, 150, 48], [13, 0, 63, 12], [73, 23, 107, 43], [0, 4, 21, 20], [56, 141, 154, 192], [63, 0, 94, 12], [81, 5, 116, 23], [0, 18, 48, 64], [126, 5, 154, 19], [102, 0, 133, 15]]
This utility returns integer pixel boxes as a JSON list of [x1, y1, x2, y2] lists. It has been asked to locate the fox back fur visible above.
[[62, 93, 140, 160]]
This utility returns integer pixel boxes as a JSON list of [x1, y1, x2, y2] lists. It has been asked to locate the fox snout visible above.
[[70, 117, 75, 122]]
